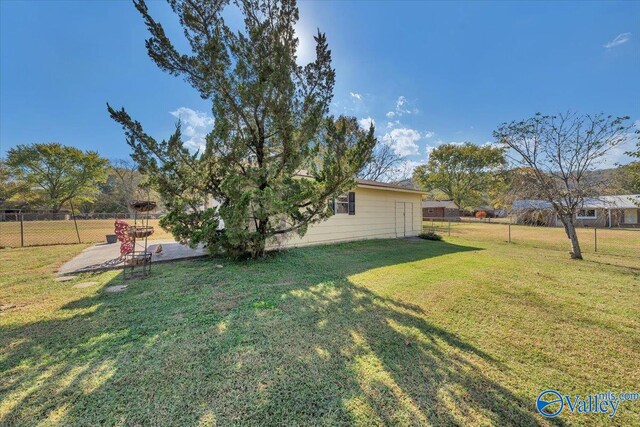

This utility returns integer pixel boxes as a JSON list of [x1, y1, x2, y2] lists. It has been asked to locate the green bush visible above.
[[419, 231, 443, 241]]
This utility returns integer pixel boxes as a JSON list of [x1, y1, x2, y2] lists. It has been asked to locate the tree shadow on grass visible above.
[[0, 239, 562, 426]]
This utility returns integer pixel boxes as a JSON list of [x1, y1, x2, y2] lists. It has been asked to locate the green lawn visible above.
[[1, 235, 638, 426], [423, 220, 640, 258]]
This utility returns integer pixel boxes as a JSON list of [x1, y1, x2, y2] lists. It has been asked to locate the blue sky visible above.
[[1, 1, 639, 172]]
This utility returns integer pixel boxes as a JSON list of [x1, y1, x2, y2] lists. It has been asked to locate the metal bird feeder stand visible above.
[[123, 200, 156, 279]]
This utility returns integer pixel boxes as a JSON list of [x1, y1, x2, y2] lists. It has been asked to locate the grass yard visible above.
[[424, 221, 640, 258], [1, 233, 639, 425], [0, 219, 172, 248]]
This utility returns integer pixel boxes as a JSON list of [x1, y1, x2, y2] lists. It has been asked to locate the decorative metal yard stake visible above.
[[448, 220, 451, 236], [594, 227, 598, 253], [508, 223, 512, 243]]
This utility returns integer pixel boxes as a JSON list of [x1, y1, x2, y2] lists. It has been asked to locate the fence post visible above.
[[20, 214, 24, 247], [70, 201, 81, 244], [448, 220, 451, 236], [594, 227, 598, 253], [508, 223, 511, 243]]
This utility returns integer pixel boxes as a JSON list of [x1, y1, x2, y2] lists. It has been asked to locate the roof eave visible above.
[[356, 183, 427, 195]]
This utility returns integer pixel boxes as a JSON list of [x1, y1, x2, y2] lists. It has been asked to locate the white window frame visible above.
[[576, 209, 597, 219], [334, 194, 349, 214]]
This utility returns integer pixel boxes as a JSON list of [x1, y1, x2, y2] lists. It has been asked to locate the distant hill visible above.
[[585, 167, 637, 194], [393, 167, 637, 202]]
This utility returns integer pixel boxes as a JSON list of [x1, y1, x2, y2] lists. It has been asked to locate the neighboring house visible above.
[[273, 179, 426, 248], [512, 195, 640, 228], [421, 200, 461, 220]]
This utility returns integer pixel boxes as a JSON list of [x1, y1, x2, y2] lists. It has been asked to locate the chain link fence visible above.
[[422, 218, 640, 258], [0, 212, 170, 248], [2, 212, 637, 255]]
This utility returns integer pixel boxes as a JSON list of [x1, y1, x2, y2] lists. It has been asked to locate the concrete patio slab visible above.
[[57, 239, 208, 275]]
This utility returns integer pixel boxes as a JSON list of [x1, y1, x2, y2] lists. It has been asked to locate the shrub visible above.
[[419, 231, 443, 241], [475, 210, 487, 219]]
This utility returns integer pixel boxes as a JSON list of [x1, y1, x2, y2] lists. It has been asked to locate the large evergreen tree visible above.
[[109, 0, 375, 258]]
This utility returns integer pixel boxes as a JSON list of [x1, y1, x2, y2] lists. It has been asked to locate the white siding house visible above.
[[271, 180, 424, 248], [512, 195, 640, 228]]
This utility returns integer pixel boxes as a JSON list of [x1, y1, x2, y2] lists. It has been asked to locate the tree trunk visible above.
[[252, 219, 268, 259], [561, 216, 583, 260]]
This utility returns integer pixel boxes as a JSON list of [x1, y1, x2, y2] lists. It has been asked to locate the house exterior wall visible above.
[[270, 186, 423, 249], [445, 208, 461, 218], [573, 208, 609, 227], [621, 208, 640, 227], [422, 207, 460, 219], [574, 208, 640, 227], [423, 207, 444, 218], [515, 208, 640, 228]]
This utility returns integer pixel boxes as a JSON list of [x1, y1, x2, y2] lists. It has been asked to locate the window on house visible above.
[[335, 194, 349, 214], [577, 209, 596, 219], [427, 208, 434, 213]]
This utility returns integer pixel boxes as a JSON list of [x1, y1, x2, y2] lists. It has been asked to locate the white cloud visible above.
[[599, 132, 638, 168], [423, 131, 434, 139], [388, 95, 418, 118], [482, 141, 503, 149], [389, 159, 425, 181], [358, 117, 376, 130], [350, 92, 363, 101], [170, 107, 215, 151], [604, 32, 631, 48], [596, 120, 639, 167], [425, 145, 435, 159], [386, 120, 401, 128], [382, 128, 422, 156]]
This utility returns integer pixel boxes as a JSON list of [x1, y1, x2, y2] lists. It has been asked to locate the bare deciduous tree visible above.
[[494, 112, 636, 259], [110, 159, 147, 212], [358, 142, 405, 182]]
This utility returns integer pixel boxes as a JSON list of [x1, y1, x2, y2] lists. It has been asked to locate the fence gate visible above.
[[395, 202, 413, 237]]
